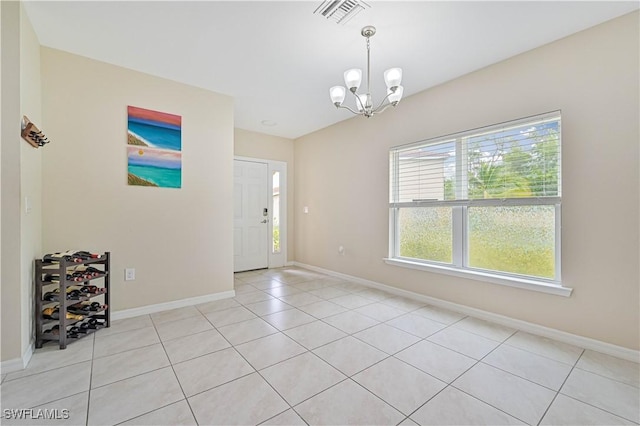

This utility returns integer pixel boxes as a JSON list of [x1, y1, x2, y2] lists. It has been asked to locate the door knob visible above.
[[261, 219, 268, 223]]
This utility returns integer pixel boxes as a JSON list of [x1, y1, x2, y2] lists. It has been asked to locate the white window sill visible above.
[[383, 258, 572, 297]]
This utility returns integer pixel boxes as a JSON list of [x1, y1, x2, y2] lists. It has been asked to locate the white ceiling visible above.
[[24, 1, 638, 139]]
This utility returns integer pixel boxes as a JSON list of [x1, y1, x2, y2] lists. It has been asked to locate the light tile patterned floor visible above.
[[1, 267, 638, 425]]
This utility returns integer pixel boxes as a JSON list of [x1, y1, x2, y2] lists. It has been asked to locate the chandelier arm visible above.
[[337, 104, 362, 115], [371, 90, 395, 113], [371, 102, 395, 116]]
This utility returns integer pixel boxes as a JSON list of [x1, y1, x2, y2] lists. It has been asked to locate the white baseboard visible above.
[[1, 291, 235, 373], [1, 343, 34, 374], [293, 261, 639, 363], [111, 290, 236, 321]]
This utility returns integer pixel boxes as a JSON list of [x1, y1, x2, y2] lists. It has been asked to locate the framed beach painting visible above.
[[127, 106, 182, 188]]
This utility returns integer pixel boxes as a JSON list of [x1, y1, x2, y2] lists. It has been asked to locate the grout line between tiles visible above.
[[85, 333, 96, 426], [547, 349, 639, 425], [111, 401, 187, 426], [550, 392, 640, 425], [217, 312, 351, 422], [571, 365, 640, 389], [448, 321, 518, 344], [536, 348, 585, 425], [501, 332, 584, 364], [2, 355, 93, 383], [150, 312, 200, 426], [93, 339, 160, 361], [1, 389, 91, 422], [201, 309, 304, 424], [344, 376, 406, 418], [413, 327, 532, 425], [94, 320, 152, 339], [91, 365, 171, 389]]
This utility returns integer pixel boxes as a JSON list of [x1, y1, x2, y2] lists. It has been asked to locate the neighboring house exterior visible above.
[[395, 149, 448, 203]]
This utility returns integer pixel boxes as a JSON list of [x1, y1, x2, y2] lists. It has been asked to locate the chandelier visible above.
[[329, 26, 404, 118]]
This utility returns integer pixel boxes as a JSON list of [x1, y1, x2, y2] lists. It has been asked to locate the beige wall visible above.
[[0, 2, 42, 364], [1, 0, 24, 362], [294, 12, 639, 350], [20, 2, 43, 358], [234, 128, 295, 263], [41, 48, 234, 311]]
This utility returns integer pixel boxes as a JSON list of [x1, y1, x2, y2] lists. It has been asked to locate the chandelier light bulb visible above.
[[356, 94, 368, 112], [384, 68, 403, 89], [344, 69, 362, 92], [388, 85, 404, 104], [330, 86, 346, 106]]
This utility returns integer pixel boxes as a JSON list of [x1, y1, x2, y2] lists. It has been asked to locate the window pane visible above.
[[398, 207, 452, 263], [272, 171, 280, 253], [466, 120, 560, 200], [468, 206, 555, 279], [391, 140, 456, 203]]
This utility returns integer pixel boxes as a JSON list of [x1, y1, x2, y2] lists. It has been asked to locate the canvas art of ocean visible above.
[[127, 106, 182, 188]]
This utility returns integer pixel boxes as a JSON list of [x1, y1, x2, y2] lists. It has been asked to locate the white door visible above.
[[234, 160, 269, 272]]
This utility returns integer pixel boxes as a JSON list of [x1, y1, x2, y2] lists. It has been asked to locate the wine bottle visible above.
[[81, 285, 106, 294], [62, 250, 84, 257], [43, 253, 83, 263], [43, 292, 60, 302], [88, 302, 103, 311], [77, 323, 92, 333], [73, 251, 101, 259], [91, 303, 107, 311], [61, 250, 100, 261], [69, 325, 88, 335], [52, 286, 83, 294], [86, 318, 106, 329], [43, 273, 84, 283], [48, 325, 81, 338], [72, 301, 98, 309], [44, 290, 81, 301], [68, 304, 91, 314], [69, 302, 89, 310], [42, 308, 84, 321], [71, 268, 94, 278], [71, 272, 90, 281], [72, 266, 102, 277], [68, 290, 83, 299], [83, 319, 97, 329]]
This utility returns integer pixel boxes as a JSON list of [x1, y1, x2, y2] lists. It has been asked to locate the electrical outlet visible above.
[[125, 268, 135, 281]]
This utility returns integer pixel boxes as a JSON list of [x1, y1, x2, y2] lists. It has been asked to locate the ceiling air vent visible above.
[[313, 0, 370, 25]]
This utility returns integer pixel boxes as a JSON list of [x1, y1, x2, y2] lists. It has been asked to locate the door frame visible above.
[[234, 156, 287, 269]]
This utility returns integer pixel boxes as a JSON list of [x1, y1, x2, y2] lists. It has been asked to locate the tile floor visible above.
[[1, 267, 638, 425]]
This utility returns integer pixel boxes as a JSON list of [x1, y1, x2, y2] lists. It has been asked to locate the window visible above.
[[388, 111, 562, 288], [272, 171, 281, 254]]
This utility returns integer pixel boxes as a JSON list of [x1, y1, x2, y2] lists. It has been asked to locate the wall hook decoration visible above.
[[21, 116, 51, 148]]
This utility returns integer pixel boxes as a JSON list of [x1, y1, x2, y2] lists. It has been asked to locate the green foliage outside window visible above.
[[400, 127, 559, 279], [273, 225, 280, 253]]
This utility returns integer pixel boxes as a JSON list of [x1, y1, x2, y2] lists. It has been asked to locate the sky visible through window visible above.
[[435, 121, 559, 180]]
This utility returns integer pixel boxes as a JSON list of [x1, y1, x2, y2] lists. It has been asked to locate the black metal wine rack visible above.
[[35, 252, 110, 349]]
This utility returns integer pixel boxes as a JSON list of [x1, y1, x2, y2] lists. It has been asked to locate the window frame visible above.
[[386, 112, 571, 297]]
